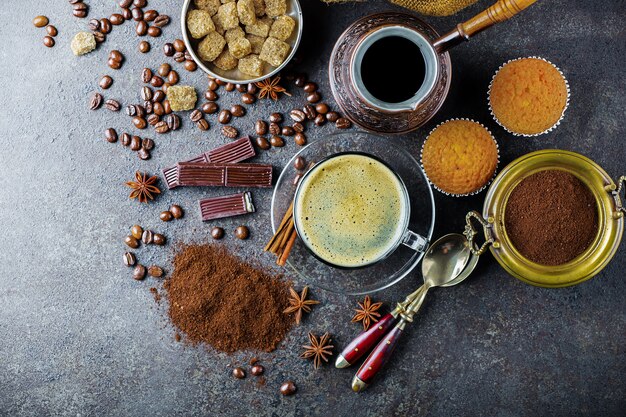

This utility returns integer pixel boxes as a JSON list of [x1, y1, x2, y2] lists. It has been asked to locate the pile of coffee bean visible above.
[[123, 224, 167, 280], [69, 0, 89, 18], [33, 16, 58, 48], [162, 39, 198, 73]]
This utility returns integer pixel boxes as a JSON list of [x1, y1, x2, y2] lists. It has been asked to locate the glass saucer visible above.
[[271, 132, 435, 295]]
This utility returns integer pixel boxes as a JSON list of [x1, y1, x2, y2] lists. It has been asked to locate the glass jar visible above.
[[465, 150, 625, 287]]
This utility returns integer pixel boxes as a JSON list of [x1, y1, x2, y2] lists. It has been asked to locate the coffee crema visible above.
[[294, 154, 408, 268]]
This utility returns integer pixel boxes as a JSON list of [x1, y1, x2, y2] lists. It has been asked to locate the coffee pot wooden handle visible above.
[[433, 0, 538, 53]]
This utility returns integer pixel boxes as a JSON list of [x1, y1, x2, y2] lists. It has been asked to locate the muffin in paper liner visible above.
[[420, 118, 500, 197], [488, 56, 570, 137]]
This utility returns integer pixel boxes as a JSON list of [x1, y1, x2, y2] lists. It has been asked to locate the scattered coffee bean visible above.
[[251, 364, 264, 376], [289, 109, 306, 123], [141, 86, 153, 101], [170, 205, 184, 219], [126, 105, 137, 116], [137, 148, 151, 160], [135, 20, 148, 36], [153, 233, 166, 246], [280, 381, 297, 396], [225, 83, 235, 92], [109, 50, 123, 63], [270, 135, 284, 147], [303, 104, 316, 120], [153, 102, 165, 116], [93, 30, 106, 43], [247, 83, 258, 94], [218, 109, 232, 124], [235, 83, 247, 93], [88, 18, 100, 31], [314, 114, 326, 126], [133, 116, 147, 129], [255, 120, 268, 135], [241, 93, 255, 104], [294, 74, 306, 87], [147, 114, 160, 126], [147, 26, 161, 37], [211, 227, 225, 240], [155, 120, 169, 134], [89, 92, 103, 110], [131, 225, 143, 239], [202, 102, 218, 114], [130, 135, 142, 151], [134, 0, 147, 7], [160, 211, 173, 222], [150, 75, 164, 88], [104, 128, 118, 143], [294, 156, 306, 170], [141, 68, 152, 83], [205, 90, 218, 101], [153, 15, 170, 27], [148, 266, 164, 278], [336, 117, 352, 129], [222, 126, 238, 139], [269, 112, 283, 123], [46, 25, 58, 37], [233, 367, 246, 379], [196, 119, 209, 131], [108, 58, 122, 70], [131, 7, 143, 21], [235, 226, 249, 240], [142, 230, 154, 244], [282, 126, 295, 136], [269, 122, 281, 135], [168, 70, 179, 84], [163, 42, 175, 56], [166, 114, 180, 130], [173, 51, 185, 63], [121, 132, 131, 146], [293, 122, 304, 133], [163, 100, 172, 114], [255, 136, 270, 150], [33, 15, 49, 28], [105, 99, 121, 111], [294, 132, 307, 146], [303, 82, 318, 93], [215, 79, 227, 86], [125, 235, 140, 249], [43, 36, 55, 47], [99, 75, 113, 89], [119, 0, 133, 8], [326, 111, 340, 122], [307, 91, 321, 104], [109, 13, 124, 25], [141, 138, 154, 150], [72, 2, 88, 18], [144, 10, 158, 22], [133, 264, 147, 280], [153, 90, 165, 102], [122, 9, 132, 21], [138, 40, 150, 53], [207, 79, 219, 91], [123, 252, 136, 267], [190, 109, 203, 122], [315, 103, 329, 114], [100, 18, 112, 34], [231, 104, 245, 117]]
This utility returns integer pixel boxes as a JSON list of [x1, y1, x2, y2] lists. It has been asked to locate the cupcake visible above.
[[421, 119, 499, 196], [488, 57, 569, 136]]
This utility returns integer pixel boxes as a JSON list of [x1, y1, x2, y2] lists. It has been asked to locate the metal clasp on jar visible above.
[[464, 211, 498, 255], [604, 176, 626, 219]]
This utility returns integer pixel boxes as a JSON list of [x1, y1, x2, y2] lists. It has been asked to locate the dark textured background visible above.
[[1, 0, 624, 416]]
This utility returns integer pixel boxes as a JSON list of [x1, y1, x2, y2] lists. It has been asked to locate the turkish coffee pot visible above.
[[329, 0, 538, 134]]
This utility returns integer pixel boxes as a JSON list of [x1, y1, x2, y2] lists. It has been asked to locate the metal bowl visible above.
[[181, 0, 303, 84]]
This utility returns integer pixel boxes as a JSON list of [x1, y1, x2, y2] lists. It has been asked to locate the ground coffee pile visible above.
[[164, 243, 293, 353], [505, 170, 598, 266]]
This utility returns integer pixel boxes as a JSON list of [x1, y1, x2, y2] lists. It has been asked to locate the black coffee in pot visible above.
[[361, 36, 426, 103]]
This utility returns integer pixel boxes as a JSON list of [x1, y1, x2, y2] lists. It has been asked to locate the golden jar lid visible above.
[[465, 149, 625, 287]]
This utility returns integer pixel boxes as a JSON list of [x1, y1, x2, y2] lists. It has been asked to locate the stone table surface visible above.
[[1, 0, 624, 416]]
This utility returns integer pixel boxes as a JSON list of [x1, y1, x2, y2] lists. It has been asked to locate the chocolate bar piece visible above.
[[162, 136, 256, 189], [178, 162, 273, 188], [199, 191, 256, 221]]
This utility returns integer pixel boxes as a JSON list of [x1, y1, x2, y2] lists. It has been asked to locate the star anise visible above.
[[256, 76, 291, 101], [125, 171, 161, 203], [300, 332, 334, 369], [351, 295, 383, 331], [283, 286, 319, 324]]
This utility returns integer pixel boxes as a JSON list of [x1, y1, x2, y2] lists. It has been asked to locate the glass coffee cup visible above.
[[292, 152, 428, 269]]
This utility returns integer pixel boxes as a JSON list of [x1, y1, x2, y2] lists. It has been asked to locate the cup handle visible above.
[[433, 0, 538, 53], [400, 230, 428, 252]]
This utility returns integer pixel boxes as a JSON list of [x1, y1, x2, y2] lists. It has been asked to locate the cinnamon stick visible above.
[[277, 228, 298, 266]]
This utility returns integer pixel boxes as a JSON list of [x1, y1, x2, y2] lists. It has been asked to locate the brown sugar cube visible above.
[[71, 32, 96, 56], [198, 31, 226, 61], [213, 49, 239, 70], [212, 15, 226, 34], [265, 0, 286, 17], [259, 36, 290, 67], [216, 2, 239, 30], [246, 34, 265, 54], [252, 0, 266, 16], [167, 85, 197, 111], [269, 15, 295, 41], [194, 0, 221, 15], [225, 26, 245, 43], [245, 16, 271, 37], [237, 0, 257, 26], [229, 37, 252, 58], [238, 54, 264, 77], [187, 9, 216, 39]]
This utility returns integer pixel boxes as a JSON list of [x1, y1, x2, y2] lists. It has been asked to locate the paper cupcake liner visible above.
[[487, 56, 571, 137], [420, 118, 500, 198]]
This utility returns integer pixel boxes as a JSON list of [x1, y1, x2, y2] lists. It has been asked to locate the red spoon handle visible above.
[[336, 313, 398, 367], [355, 323, 404, 386]]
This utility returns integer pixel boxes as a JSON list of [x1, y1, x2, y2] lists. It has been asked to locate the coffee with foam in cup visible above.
[[294, 153, 409, 268]]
